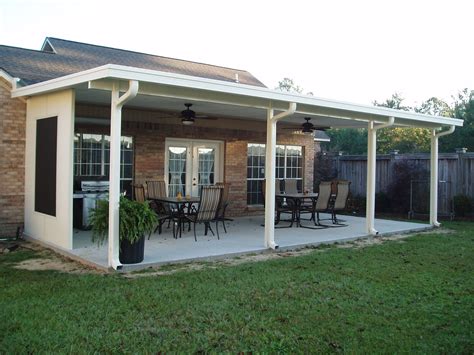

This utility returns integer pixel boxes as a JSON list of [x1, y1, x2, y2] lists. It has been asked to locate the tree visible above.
[[276, 78, 314, 95], [324, 128, 367, 155], [374, 93, 431, 153], [415, 97, 452, 117], [439, 88, 474, 152], [373, 92, 412, 111]]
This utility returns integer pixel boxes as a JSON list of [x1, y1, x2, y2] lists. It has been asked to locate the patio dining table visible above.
[[275, 192, 319, 227], [152, 196, 200, 238]]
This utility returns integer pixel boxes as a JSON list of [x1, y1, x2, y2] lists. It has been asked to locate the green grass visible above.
[[1, 222, 473, 353]]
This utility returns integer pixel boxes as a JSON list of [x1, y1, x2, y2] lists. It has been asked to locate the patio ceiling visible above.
[[11, 64, 463, 130]]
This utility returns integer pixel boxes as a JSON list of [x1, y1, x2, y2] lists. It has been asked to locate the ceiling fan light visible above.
[[182, 118, 194, 125]]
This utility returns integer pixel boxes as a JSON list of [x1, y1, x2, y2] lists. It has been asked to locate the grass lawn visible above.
[[1, 222, 473, 353]]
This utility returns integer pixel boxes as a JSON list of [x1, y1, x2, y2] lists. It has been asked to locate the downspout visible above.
[[264, 102, 297, 249], [366, 116, 395, 235], [430, 125, 455, 227], [108, 80, 139, 270]]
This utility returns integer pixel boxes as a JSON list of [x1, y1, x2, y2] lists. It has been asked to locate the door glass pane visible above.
[[197, 147, 215, 195], [168, 146, 187, 197]]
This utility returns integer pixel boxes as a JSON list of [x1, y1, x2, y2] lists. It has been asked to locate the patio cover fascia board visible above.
[[11, 64, 463, 129]]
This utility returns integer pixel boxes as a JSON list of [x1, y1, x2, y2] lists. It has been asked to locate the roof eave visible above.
[[11, 64, 464, 128]]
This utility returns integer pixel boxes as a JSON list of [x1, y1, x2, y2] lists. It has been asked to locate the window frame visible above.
[[73, 133, 134, 190], [246, 143, 304, 205]]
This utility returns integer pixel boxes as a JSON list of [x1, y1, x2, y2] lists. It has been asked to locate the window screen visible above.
[[35, 117, 57, 216]]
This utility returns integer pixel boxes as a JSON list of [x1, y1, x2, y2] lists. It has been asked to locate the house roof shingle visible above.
[[0, 37, 266, 87]]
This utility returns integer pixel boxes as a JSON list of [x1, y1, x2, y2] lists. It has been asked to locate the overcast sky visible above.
[[1, 0, 473, 107]]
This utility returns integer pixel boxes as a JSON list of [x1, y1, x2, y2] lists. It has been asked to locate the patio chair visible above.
[[133, 184, 169, 237], [262, 180, 295, 226], [299, 181, 333, 228], [329, 180, 351, 225], [185, 185, 223, 241], [215, 182, 233, 233], [284, 179, 299, 194], [146, 180, 175, 230], [146, 180, 167, 199]]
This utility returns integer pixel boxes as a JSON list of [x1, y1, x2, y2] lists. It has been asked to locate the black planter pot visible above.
[[119, 236, 145, 264]]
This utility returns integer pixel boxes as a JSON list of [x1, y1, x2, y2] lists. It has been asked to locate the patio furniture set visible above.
[[133, 179, 351, 241], [133, 181, 231, 241], [270, 179, 351, 229]]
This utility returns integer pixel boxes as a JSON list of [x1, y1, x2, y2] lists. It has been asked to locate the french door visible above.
[[165, 139, 223, 197]]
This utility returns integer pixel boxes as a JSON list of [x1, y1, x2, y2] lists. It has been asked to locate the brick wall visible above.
[[0, 78, 26, 237], [75, 104, 316, 216]]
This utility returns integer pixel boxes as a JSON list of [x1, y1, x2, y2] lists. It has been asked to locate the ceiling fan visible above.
[[156, 103, 217, 125], [178, 103, 216, 125], [282, 117, 329, 134]]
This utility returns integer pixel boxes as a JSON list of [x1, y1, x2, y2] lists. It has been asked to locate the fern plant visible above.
[[89, 195, 158, 245]]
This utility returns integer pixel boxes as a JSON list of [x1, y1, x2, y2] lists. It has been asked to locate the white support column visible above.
[[264, 103, 297, 249], [108, 80, 139, 270], [366, 121, 377, 235], [365, 117, 395, 235], [264, 109, 277, 249], [430, 126, 455, 227]]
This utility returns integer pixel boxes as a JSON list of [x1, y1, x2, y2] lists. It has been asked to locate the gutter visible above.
[[373, 116, 395, 131], [271, 102, 297, 123], [430, 125, 456, 227], [108, 80, 139, 271], [435, 125, 455, 138], [264, 102, 297, 250]]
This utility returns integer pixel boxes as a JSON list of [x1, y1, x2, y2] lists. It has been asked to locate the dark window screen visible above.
[[35, 117, 57, 216]]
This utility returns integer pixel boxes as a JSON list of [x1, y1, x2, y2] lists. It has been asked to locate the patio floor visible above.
[[70, 214, 430, 271]]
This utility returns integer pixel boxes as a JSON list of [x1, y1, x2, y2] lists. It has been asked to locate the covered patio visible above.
[[11, 64, 463, 271], [71, 214, 429, 271]]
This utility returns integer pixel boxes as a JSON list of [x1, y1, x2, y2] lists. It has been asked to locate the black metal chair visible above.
[[262, 180, 295, 227], [133, 184, 169, 238], [146, 180, 178, 232], [185, 186, 223, 241]]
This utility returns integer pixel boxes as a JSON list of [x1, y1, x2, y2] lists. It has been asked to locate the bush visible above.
[[453, 195, 472, 217], [313, 152, 338, 191], [349, 194, 366, 215], [375, 192, 391, 213], [388, 160, 428, 214]]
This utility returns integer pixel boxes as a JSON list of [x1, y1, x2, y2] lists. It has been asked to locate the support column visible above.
[[430, 126, 455, 227], [366, 121, 377, 235], [108, 81, 139, 270], [365, 117, 395, 235], [264, 108, 277, 249], [263, 103, 296, 249], [108, 83, 122, 269]]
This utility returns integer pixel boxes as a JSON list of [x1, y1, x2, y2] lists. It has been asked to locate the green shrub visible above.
[[388, 160, 428, 214], [89, 195, 157, 245], [375, 192, 391, 213], [453, 194, 472, 217], [349, 194, 366, 215]]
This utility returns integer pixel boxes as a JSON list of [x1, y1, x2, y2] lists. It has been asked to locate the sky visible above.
[[1, 0, 473, 107]]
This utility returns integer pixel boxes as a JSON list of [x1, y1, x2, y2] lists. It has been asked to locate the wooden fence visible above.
[[315, 152, 474, 214]]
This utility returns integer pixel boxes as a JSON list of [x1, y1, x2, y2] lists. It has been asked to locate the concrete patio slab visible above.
[[69, 214, 430, 271]]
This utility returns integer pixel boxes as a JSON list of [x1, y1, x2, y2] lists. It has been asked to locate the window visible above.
[[247, 144, 266, 205], [247, 143, 303, 205], [74, 133, 134, 194]]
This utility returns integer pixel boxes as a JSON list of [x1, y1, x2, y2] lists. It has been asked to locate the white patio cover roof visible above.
[[10, 64, 463, 129]]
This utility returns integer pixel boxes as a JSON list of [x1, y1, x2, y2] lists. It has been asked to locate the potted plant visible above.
[[89, 195, 157, 264]]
